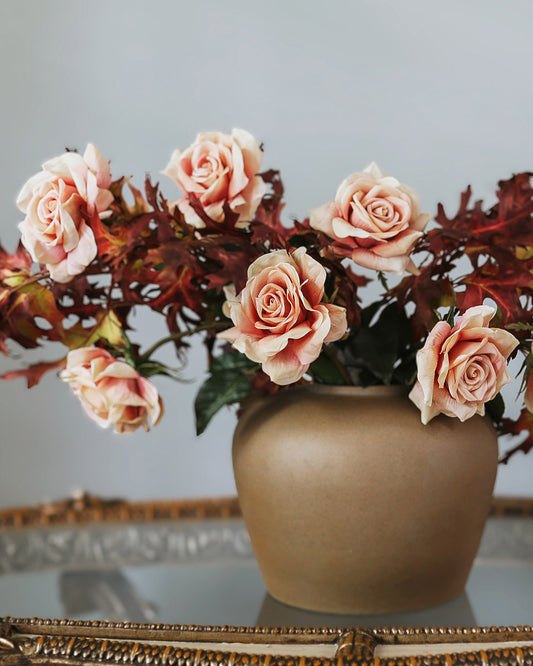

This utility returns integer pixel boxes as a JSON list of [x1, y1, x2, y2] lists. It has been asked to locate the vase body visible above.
[[232, 384, 498, 614]]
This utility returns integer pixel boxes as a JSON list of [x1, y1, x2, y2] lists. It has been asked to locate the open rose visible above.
[[310, 162, 429, 274], [409, 305, 518, 424], [218, 248, 347, 384], [162, 128, 266, 229], [17, 144, 113, 283], [60, 347, 163, 433]]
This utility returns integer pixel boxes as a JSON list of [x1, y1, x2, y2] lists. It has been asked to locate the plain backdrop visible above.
[[0, 0, 532, 508]]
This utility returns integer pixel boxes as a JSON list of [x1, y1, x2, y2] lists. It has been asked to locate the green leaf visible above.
[[136, 360, 182, 379], [377, 271, 389, 291], [391, 345, 421, 387], [310, 353, 348, 384], [486, 392, 505, 426], [194, 369, 251, 435], [355, 303, 411, 384], [506, 322, 533, 332], [288, 233, 314, 249], [444, 291, 457, 326], [360, 299, 387, 327]]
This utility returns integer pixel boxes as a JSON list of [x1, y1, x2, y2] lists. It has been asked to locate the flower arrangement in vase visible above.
[[2, 129, 533, 612], [2, 129, 531, 458]]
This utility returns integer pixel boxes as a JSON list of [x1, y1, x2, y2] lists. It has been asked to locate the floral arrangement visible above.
[[1, 128, 533, 463]]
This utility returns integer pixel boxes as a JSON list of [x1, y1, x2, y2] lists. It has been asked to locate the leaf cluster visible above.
[[394, 173, 533, 338], [0, 168, 365, 428], [4, 156, 533, 463], [393, 172, 533, 462]]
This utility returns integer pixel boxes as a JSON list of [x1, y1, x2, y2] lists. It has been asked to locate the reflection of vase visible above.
[[233, 384, 498, 615], [256, 591, 476, 629]]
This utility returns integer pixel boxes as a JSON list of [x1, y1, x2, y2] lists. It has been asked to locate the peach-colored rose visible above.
[[162, 128, 266, 229], [409, 305, 518, 424], [310, 162, 430, 274], [60, 347, 163, 433], [17, 144, 113, 283], [218, 248, 347, 385]]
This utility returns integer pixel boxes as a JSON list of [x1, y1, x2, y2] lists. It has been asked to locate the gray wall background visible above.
[[0, 0, 532, 507]]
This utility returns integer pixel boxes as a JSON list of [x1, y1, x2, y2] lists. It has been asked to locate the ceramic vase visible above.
[[232, 384, 498, 614]]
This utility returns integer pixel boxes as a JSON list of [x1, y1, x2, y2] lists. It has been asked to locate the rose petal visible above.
[[232, 128, 263, 175], [416, 320, 452, 406], [324, 304, 348, 342], [262, 348, 309, 385], [83, 143, 112, 189], [408, 381, 441, 424], [309, 201, 338, 236], [350, 248, 411, 274]]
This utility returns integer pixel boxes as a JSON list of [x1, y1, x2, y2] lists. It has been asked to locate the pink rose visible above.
[[218, 248, 348, 385], [60, 347, 163, 433], [162, 128, 266, 229], [17, 144, 113, 283], [409, 305, 518, 424], [310, 162, 429, 274]]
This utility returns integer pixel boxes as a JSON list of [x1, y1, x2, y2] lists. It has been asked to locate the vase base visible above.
[[262, 577, 468, 616]]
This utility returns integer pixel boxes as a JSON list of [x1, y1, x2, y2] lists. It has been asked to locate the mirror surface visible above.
[[2, 512, 532, 628]]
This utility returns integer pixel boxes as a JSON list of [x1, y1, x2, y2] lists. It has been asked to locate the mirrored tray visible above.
[[1, 494, 533, 665]]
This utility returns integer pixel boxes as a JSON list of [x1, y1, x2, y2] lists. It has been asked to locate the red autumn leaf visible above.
[[252, 169, 285, 234], [499, 408, 533, 463], [92, 212, 156, 266], [1, 357, 65, 388], [203, 243, 261, 293], [0, 240, 34, 278], [402, 173, 533, 343], [0, 279, 65, 351], [0, 296, 43, 351], [392, 269, 455, 339], [458, 267, 533, 328]]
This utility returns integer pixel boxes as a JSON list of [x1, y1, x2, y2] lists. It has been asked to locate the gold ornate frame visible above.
[[1, 495, 533, 666]]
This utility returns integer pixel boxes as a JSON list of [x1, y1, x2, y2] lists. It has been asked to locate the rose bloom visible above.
[[17, 144, 113, 283], [218, 248, 347, 385], [162, 128, 266, 229], [60, 348, 163, 434], [409, 305, 518, 424], [310, 162, 430, 274]]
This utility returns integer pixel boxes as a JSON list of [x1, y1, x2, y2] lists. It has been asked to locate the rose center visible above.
[[367, 200, 393, 220], [463, 356, 489, 385], [454, 354, 496, 403], [38, 190, 61, 223], [254, 280, 303, 333], [257, 289, 289, 321], [193, 154, 221, 181], [364, 197, 403, 233]]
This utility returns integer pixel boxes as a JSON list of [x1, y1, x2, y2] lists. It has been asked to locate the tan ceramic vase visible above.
[[232, 384, 498, 614]]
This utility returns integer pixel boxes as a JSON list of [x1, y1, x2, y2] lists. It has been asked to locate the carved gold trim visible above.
[[490, 496, 533, 517], [3, 618, 533, 665], [0, 493, 241, 530], [1, 493, 532, 531]]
